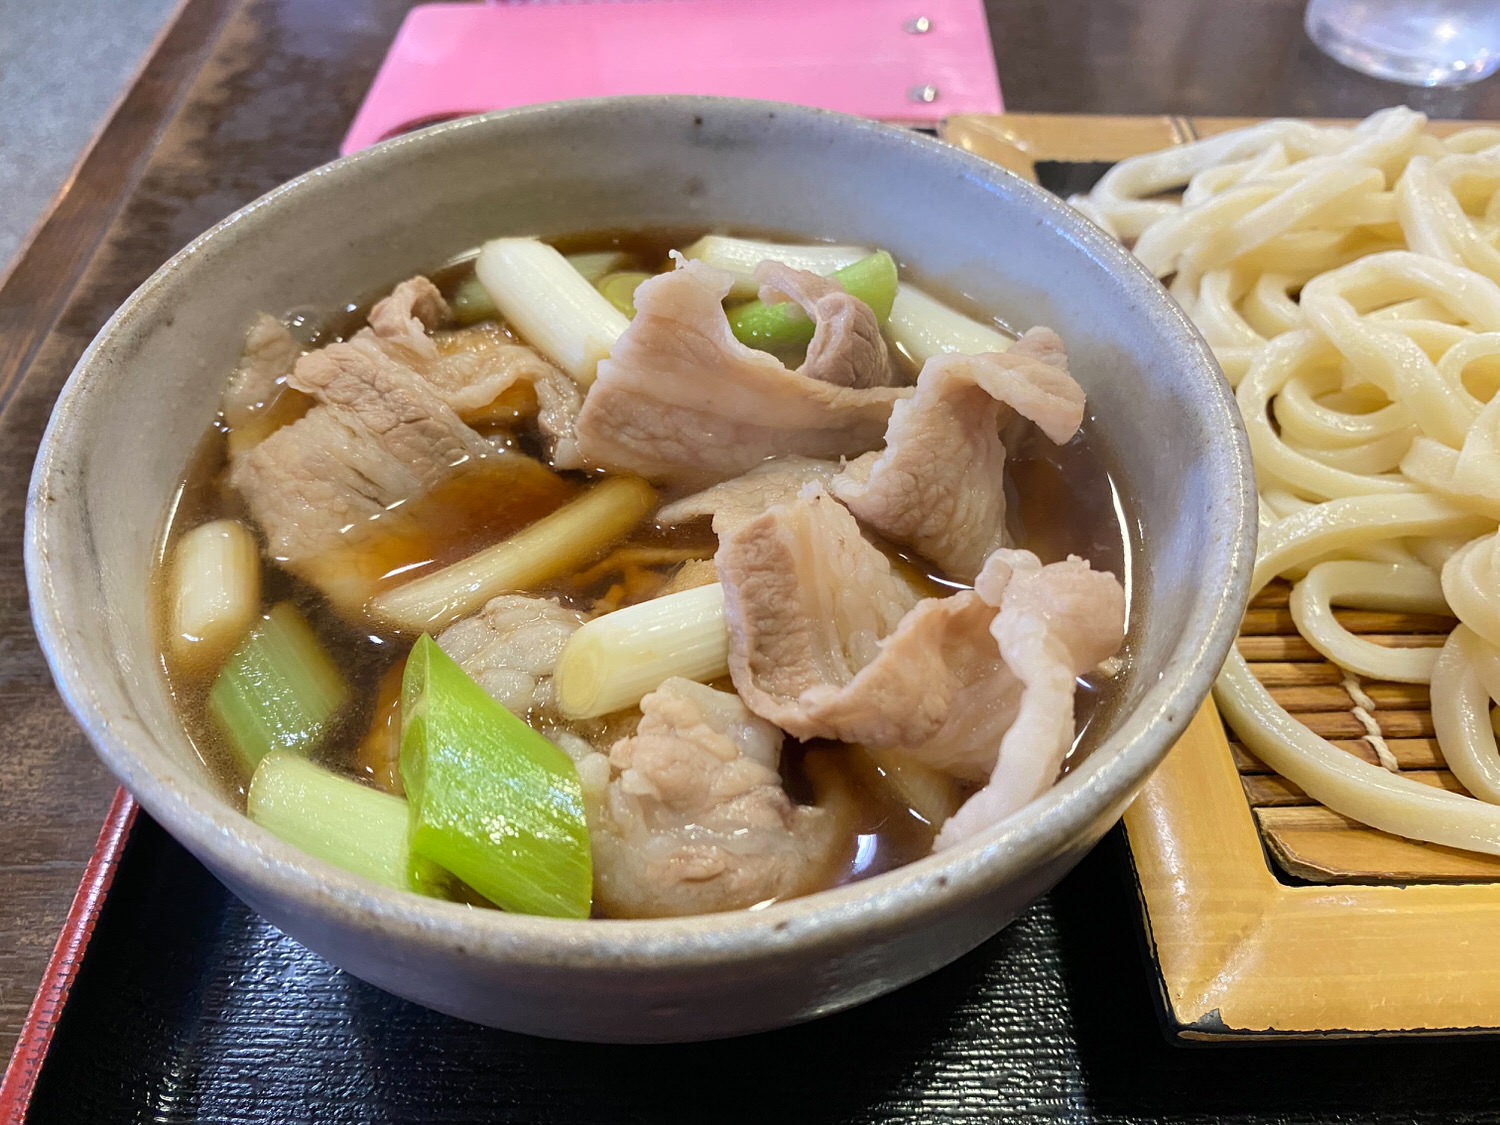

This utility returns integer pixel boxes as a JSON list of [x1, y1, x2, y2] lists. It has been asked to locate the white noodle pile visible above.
[[1074, 106, 1500, 854]]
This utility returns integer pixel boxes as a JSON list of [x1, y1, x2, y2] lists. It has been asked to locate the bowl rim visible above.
[[25, 94, 1256, 969]]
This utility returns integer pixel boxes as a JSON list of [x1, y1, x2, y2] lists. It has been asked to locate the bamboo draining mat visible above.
[[944, 112, 1500, 1039], [1235, 580, 1500, 882]]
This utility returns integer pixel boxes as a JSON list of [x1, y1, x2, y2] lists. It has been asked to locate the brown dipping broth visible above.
[[152, 230, 1133, 910]]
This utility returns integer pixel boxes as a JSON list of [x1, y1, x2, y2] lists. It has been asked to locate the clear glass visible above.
[[1305, 0, 1500, 87]]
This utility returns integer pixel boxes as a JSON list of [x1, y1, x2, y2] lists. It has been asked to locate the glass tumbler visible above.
[[1305, 0, 1500, 87]]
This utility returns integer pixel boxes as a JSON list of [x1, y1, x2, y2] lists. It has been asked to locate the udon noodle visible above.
[[1074, 106, 1500, 855]]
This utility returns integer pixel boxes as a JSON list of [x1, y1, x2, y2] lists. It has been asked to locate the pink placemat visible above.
[[342, 0, 1002, 153]]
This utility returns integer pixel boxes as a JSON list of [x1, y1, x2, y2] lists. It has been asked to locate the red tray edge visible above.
[[0, 790, 138, 1123]]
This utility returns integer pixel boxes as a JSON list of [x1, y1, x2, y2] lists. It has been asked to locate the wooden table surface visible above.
[[4, 0, 1500, 1070]]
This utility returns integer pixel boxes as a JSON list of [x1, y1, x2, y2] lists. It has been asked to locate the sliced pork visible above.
[[233, 337, 495, 552], [368, 275, 448, 344], [527, 361, 586, 470], [221, 315, 307, 454], [656, 455, 842, 534], [426, 325, 564, 421], [229, 332, 508, 612], [933, 550, 1126, 849], [752, 261, 898, 389], [580, 678, 842, 917], [229, 269, 597, 614], [831, 328, 1085, 581], [222, 314, 301, 428], [437, 595, 588, 721], [367, 276, 583, 465], [716, 486, 921, 740], [573, 260, 908, 487], [717, 486, 1012, 760], [717, 484, 1125, 845]]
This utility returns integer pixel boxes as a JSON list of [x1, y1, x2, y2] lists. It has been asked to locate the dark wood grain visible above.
[[0, 0, 239, 1070], [0, 0, 236, 419], [0, 0, 411, 1068], [6, 0, 1500, 1099]]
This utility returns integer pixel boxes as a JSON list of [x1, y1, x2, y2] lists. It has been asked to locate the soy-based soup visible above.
[[154, 230, 1130, 920]]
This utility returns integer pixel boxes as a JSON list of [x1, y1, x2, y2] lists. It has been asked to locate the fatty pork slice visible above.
[[717, 488, 1125, 842], [221, 315, 301, 428], [580, 677, 842, 918], [229, 335, 502, 610], [752, 261, 898, 388], [436, 595, 588, 721], [368, 276, 585, 468], [931, 549, 1126, 851], [716, 486, 925, 742], [220, 315, 308, 455], [573, 259, 908, 488], [655, 455, 843, 535], [718, 486, 1007, 756], [831, 328, 1085, 582]]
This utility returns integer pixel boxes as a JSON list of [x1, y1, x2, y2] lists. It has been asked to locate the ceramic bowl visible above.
[[26, 97, 1254, 1042]]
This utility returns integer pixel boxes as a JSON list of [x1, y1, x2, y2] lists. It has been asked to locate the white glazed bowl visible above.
[[27, 97, 1254, 1042]]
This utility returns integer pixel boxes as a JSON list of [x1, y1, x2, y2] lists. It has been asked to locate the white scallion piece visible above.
[[886, 284, 1014, 365], [368, 475, 657, 633], [680, 235, 869, 299], [565, 249, 630, 283], [554, 582, 729, 719], [170, 518, 261, 671], [475, 237, 629, 387]]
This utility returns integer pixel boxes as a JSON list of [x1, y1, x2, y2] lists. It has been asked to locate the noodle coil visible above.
[[1075, 106, 1500, 856]]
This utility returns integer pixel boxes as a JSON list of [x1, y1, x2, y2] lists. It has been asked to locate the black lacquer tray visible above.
[[12, 813, 1500, 1123]]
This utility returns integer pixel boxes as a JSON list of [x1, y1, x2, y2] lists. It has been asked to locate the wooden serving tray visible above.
[[943, 111, 1500, 1039]]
